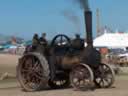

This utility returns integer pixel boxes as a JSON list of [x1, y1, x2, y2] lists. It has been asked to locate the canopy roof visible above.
[[93, 33, 128, 47]]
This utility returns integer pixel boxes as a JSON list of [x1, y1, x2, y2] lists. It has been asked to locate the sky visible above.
[[0, 0, 128, 40]]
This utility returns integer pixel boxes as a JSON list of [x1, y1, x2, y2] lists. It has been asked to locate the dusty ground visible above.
[[0, 54, 20, 74], [0, 76, 128, 96], [0, 54, 128, 96]]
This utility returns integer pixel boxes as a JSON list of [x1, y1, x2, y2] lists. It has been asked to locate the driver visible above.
[[39, 33, 48, 46], [72, 34, 84, 50], [39, 33, 49, 55], [32, 33, 40, 51]]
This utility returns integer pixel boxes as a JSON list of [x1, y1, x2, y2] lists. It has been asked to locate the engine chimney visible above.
[[84, 10, 93, 47]]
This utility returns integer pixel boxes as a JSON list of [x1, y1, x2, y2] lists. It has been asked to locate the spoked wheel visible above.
[[17, 52, 49, 92], [70, 63, 94, 90], [94, 63, 115, 88], [51, 34, 71, 46], [48, 73, 70, 89]]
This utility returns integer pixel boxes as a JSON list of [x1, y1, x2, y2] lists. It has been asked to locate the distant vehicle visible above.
[[106, 49, 128, 67], [117, 52, 128, 67]]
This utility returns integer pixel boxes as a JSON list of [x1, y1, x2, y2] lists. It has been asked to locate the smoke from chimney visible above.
[[75, 0, 90, 11], [61, 10, 80, 33], [74, 0, 93, 45]]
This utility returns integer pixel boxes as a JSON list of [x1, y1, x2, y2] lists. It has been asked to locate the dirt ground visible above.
[[0, 54, 128, 96], [0, 76, 128, 96], [0, 54, 20, 74]]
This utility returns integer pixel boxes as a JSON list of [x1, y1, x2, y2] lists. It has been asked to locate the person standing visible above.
[[32, 33, 40, 51], [39, 33, 48, 46], [72, 34, 84, 50]]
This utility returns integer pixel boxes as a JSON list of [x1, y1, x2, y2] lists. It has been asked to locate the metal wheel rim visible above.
[[95, 63, 115, 88], [70, 64, 94, 90], [18, 55, 44, 91]]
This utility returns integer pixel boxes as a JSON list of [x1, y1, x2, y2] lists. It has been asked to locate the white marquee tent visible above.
[[93, 33, 128, 48]]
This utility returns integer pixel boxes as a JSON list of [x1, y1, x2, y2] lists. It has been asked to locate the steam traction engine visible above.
[[17, 10, 115, 91]]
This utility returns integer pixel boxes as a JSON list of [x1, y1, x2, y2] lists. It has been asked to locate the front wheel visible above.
[[70, 63, 94, 90], [94, 63, 115, 88]]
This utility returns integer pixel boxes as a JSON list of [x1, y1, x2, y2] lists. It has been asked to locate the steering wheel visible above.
[[51, 34, 71, 47]]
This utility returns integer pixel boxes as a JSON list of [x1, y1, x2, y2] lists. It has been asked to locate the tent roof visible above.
[[93, 33, 128, 47]]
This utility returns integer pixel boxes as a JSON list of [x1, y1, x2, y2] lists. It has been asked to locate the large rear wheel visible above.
[[17, 52, 50, 92]]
